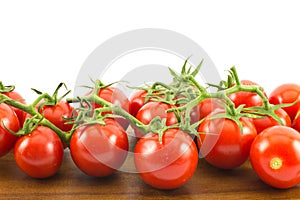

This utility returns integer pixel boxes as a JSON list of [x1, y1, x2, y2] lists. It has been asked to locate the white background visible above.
[[1, 0, 300, 102]]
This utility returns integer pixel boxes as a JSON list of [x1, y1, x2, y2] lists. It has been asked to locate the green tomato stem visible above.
[[83, 93, 150, 134], [210, 92, 237, 115], [230, 66, 241, 86], [151, 82, 172, 90], [0, 81, 15, 92], [31, 93, 53, 107], [187, 75, 239, 115], [0, 94, 71, 144], [224, 84, 270, 110], [188, 76, 207, 94], [168, 95, 204, 113]]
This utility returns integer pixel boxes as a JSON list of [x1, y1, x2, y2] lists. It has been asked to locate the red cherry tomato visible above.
[[269, 83, 300, 120], [70, 119, 128, 177], [250, 126, 300, 189], [129, 90, 164, 117], [89, 87, 130, 130], [14, 126, 64, 178], [134, 129, 198, 190], [252, 108, 291, 134], [129, 90, 149, 117], [134, 102, 178, 138], [199, 98, 224, 120], [187, 104, 201, 125], [228, 80, 266, 108], [292, 109, 300, 132], [0, 103, 20, 157], [198, 115, 257, 169], [2, 90, 27, 126], [39, 100, 75, 132]]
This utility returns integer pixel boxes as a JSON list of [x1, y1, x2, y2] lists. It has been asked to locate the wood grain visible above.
[[0, 149, 299, 200]]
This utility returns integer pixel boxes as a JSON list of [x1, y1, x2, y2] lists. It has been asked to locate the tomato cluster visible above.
[[0, 64, 300, 191]]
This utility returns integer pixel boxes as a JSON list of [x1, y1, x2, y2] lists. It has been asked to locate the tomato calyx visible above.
[[3, 115, 43, 137], [70, 99, 112, 128], [82, 79, 127, 100], [145, 116, 190, 144], [20, 115, 42, 135], [129, 59, 204, 107], [169, 58, 203, 89], [147, 117, 168, 144], [32, 82, 71, 110]]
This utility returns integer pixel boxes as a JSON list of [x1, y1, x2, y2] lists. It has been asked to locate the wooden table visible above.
[[0, 149, 299, 200]]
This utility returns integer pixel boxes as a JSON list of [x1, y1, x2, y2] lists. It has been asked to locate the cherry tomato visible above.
[[250, 126, 300, 189], [2, 90, 27, 126], [90, 87, 130, 130], [0, 103, 20, 157], [39, 100, 75, 132], [198, 115, 257, 169], [134, 102, 178, 138], [199, 98, 224, 120], [39, 101, 75, 149], [70, 119, 128, 177], [252, 108, 291, 134], [129, 90, 149, 117], [269, 83, 300, 120], [228, 80, 266, 108], [292, 108, 300, 132], [129, 90, 163, 117], [134, 129, 198, 190], [14, 126, 64, 178], [187, 104, 201, 125]]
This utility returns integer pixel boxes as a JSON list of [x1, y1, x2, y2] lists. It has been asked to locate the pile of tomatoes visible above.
[[0, 64, 300, 191]]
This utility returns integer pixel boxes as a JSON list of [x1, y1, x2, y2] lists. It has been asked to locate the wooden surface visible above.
[[0, 149, 300, 200]]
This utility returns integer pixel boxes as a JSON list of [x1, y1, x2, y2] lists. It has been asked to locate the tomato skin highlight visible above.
[[14, 126, 64, 178], [39, 100, 75, 132], [134, 102, 178, 138], [0, 103, 20, 157], [134, 129, 198, 190], [198, 116, 257, 169], [250, 126, 300, 189], [70, 119, 128, 177], [269, 83, 300, 121], [252, 108, 291, 134]]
